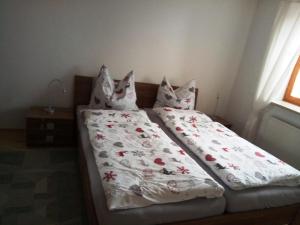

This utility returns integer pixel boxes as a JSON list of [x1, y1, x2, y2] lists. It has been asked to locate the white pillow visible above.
[[154, 77, 196, 110], [89, 65, 138, 110]]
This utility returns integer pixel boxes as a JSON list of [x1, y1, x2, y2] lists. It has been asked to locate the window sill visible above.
[[271, 100, 300, 115]]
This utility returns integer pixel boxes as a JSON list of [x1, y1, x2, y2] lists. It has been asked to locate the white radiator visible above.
[[256, 102, 300, 170]]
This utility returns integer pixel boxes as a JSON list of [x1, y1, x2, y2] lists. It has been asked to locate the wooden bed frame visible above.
[[73, 75, 300, 225]]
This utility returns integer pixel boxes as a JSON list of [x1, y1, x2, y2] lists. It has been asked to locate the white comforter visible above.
[[154, 107, 300, 191], [83, 109, 224, 210]]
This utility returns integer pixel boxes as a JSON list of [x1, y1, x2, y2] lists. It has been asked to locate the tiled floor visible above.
[[0, 130, 87, 225]]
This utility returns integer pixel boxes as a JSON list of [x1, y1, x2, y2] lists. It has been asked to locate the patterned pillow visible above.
[[154, 77, 196, 109], [89, 65, 138, 110], [84, 109, 152, 125], [153, 107, 212, 124]]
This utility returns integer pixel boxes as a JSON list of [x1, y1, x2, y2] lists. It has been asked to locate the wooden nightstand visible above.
[[26, 107, 75, 147], [209, 115, 232, 129]]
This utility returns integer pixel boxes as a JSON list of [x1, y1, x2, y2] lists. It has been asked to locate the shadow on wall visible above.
[[0, 66, 81, 129], [0, 107, 28, 129], [36, 70, 77, 110]]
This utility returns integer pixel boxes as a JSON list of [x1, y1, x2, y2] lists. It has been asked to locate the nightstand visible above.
[[209, 115, 232, 129], [26, 107, 75, 147]]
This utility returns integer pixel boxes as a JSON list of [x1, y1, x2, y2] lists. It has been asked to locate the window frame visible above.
[[283, 55, 300, 106]]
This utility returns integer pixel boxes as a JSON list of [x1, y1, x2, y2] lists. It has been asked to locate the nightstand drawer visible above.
[[45, 119, 73, 130], [26, 107, 75, 147], [27, 119, 74, 131], [27, 118, 45, 130]]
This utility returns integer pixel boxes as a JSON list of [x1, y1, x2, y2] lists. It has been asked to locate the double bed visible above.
[[74, 75, 300, 225]]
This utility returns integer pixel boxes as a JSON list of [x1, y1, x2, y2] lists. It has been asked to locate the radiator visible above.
[[256, 102, 300, 170]]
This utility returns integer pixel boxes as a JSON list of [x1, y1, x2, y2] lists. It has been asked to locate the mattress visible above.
[[145, 109, 300, 212], [77, 106, 225, 225]]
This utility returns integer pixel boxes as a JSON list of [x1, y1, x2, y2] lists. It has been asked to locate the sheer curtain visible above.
[[243, 0, 300, 141]]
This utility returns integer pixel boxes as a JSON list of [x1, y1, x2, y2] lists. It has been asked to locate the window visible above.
[[283, 55, 300, 106]]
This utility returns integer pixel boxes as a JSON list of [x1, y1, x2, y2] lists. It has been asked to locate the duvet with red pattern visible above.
[[154, 107, 300, 191], [83, 109, 224, 210]]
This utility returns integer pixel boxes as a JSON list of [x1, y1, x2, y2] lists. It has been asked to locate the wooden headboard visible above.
[[73, 75, 198, 110]]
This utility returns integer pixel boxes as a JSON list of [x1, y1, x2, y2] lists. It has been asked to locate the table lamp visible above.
[[45, 79, 67, 114]]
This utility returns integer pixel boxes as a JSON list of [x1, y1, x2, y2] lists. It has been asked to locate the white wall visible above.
[[0, 0, 257, 128], [226, 0, 281, 133]]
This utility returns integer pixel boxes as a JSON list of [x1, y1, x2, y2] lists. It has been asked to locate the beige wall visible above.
[[226, 0, 281, 133], [0, 0, 257, 128]]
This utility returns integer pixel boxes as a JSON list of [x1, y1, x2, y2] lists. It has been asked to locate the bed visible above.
[[147, 109, 300, 212], [73, 75, 300, 225]]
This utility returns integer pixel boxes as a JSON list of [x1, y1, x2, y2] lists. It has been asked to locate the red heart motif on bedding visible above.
[[176, 127, 183, 132], [115, 89, 123, 94], [205, 154, 216, 161], [178, 149, 185, 155], [255, 152, 265, 157], [154, 158, 165, 166], [136, 128, 144, 133]]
